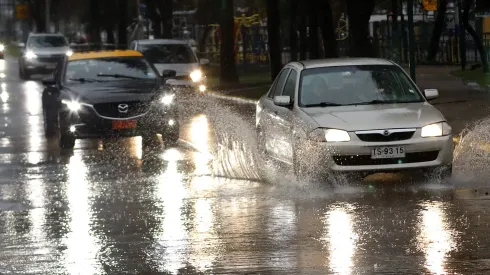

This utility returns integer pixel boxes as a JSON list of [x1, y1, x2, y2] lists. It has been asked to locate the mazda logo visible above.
[[383, 130, 390, 136], [118, 104, 129, 113]]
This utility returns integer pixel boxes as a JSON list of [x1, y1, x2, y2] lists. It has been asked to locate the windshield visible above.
[[65, 57, 158, 83], [27, 36, 67, 48], [299, 65, 424, 107], [138, 44, 197, 64]]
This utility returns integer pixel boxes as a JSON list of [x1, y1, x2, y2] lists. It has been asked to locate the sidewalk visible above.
[[414, 66, 490, 135]]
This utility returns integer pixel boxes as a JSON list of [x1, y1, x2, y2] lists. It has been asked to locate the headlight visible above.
[[307, 128, 351, 142], [66, 50, 73, 56], [61, 99, 82, 111], [0, 44, 4, 51], [161, 94, 175, 105], [189, 69, 202, 82], [25, 51, 37, 59], [421, 122, 451, 137]]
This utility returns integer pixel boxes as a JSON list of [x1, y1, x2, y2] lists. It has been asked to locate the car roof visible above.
[[69, 50, 143, 61], [135, 39, 189, 45], [296, 58, 395, 69]]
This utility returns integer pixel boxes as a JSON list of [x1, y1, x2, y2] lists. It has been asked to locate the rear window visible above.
[[138, 44, 197, 64]]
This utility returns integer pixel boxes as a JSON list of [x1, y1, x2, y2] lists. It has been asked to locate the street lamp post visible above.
[[407, 0, 416, 82]]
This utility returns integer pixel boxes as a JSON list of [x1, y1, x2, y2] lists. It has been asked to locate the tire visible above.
[[19, 64, 26, 80], [293, 143, 323, 183], [43, 108, 58, 138], [59, 133, 75, 149], [142, 134, 160, 150], [162, 130, 179, 148]]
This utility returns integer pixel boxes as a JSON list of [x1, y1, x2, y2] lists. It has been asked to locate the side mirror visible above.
[[18, 42, 25, 48], [424, 89, 439, 100], [200, 58, 210, 65], [273, 95, 292, 107], [42, 76, 56, 86], [161, 69, 177, 79]]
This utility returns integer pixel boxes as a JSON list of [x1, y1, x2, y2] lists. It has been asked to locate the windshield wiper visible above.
[[303, 102, 343, 107], [346, 99, 423, 105], [96, 73, 146, 80], [68, 77, 99, 83]]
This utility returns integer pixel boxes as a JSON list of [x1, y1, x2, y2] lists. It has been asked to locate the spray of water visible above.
[[453, 116, 490, 184]]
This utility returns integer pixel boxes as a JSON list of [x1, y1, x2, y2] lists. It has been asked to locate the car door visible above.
[[269, 68, 298, 163], [260, 68, 290, 160]]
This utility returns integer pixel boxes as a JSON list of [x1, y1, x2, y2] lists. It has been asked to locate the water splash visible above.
[[453, 116, 490, 184]]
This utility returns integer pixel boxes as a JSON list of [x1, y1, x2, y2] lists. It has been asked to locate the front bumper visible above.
[[60, 105, 179, 139], [166, 79, 207, 94], [310, 129, 453, 172], [24, 58, 60, 73]]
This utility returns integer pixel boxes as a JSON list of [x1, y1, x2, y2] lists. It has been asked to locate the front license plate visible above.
[[46, 63, 57, 69], [371, 146, 405, 159], [112, 120, 137, 130]]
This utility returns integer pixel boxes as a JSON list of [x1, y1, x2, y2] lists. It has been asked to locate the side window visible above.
[[268, 69, 290, 99], [282, 69, 297, 99]]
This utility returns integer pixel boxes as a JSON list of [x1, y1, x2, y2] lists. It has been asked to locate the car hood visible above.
[[154, 63, 199, 76], [302, 102, 445, 131], [64, 81, 159, 104], [28, 46, 70, 55]]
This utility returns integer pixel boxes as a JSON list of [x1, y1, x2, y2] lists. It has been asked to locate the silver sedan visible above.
[[256, 58, 453, 180]]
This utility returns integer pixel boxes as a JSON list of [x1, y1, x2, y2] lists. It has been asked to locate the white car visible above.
[[256, 58, 453, 180], [129, 39, 209, 93]]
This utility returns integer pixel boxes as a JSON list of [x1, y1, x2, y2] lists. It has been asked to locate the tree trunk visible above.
[[319, 0, 338, 58], [158, 0, 173, 38], [346, 0, 376, 57], [308, 0, 319, 59], [219, 0, 239, 85], [199, 25, 211, 53], [266, 0, 282, 80], [400, 1, 408, 63], [106, 27, 115, 44], [148, 0, 162, 38], [463, 0, 489, 72], [90, 0, 101, 45], [427, 0, 449, 61], [118, 0, 128, 46], [289, 0, 298, 61], [299, 14, 307, 59]]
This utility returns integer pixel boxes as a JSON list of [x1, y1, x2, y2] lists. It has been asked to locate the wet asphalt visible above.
[[1, 58, 490, 275]]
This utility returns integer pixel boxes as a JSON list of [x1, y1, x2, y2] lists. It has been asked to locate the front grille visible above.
[[93, 101, 150, 118], [36, 54, 64, 63], [356, 131, 415, 142], [333, 151, 439, 166]]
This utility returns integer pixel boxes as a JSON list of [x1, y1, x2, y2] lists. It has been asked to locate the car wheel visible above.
[[43, 108, 58, 138], [293, 143, 321, 182], [162, 130, 179, 148], [19, 64, 26, 80], [142, 134, 160, 150], [255, 129, 274, 181], [59, 133, 76, 149]]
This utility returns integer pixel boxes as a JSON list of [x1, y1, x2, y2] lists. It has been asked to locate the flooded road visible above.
[[1, 58, 490, 274]]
